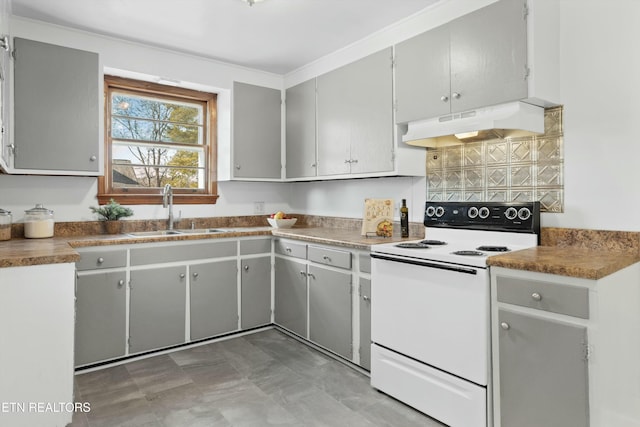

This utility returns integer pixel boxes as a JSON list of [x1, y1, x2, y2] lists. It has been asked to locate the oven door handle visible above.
[[370, 253, 478, 275]]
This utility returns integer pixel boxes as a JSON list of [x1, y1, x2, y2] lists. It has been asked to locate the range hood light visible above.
[[454, 131, 479, 140]]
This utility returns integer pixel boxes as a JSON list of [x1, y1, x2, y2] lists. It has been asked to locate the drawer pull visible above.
[[323, 255, 332, 262], [97, 257, 105, 264], [285, 247, 292, 252], [363, 295, 370, 301], [500, 322, 510, 330], [531, 292, 542, 301]]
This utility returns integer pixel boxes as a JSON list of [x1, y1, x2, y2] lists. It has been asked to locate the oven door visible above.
[[371, 253, 489, 385]]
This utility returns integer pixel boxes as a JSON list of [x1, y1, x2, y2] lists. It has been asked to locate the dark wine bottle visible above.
[[400, 199, 409, 238]]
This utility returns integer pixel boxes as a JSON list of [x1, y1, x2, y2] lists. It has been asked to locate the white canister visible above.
[[24, 204, 55, 238]]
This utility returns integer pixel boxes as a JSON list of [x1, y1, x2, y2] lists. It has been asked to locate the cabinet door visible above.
[[308, 265, 352, 359], [359, 278, 371, 370], [233, 81, 281, 179], [190, 260, 238, 341], [241, 256, 272, 329], [75, 271, 126, 366], [13, 38, 99, 172], [0, 0, 9, 169], [395, 24, 451, 123], [130, 266, 186, 353], [498, 309, 589, 427], [317, 48, 394, 176], [285, 79, 317, 178], [274, 257, 307, 337], [449, 0, 528, 112]]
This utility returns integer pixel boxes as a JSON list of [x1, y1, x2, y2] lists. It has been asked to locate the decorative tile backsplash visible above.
[[426, 106, 564, 212]]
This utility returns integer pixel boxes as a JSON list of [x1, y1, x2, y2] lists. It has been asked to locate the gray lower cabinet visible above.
[[75, 271, 126, 366], [498, 309, 589, 427], [359, 277, 371, 370], [308, 265, 352, 359], [274, 257, 307, 338], [190, 260, 238, 341], [129, 266, 186, 353], [13, 37, 99, 173], [241, 256, 272, 329]]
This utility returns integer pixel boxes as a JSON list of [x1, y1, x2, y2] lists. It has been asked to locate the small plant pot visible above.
[[104, 220, 122, 235]]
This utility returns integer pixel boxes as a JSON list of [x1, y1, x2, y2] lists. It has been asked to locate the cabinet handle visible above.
[[235, 164, 241, 170], [285, 247, 292, 252], [299, 271, 307, 277], [322, 255, 332, 262], [90, 155, 97, 161], [310, 163, 317, 168], [97, 257, 104, 264], [363, 295, 370, 301], [452, 92, 461, 99], [192, 272, 199, 278], [531, 292, 542, 301], [307, 272, 316, 280], [179, 273, 186, 279], [440, 95, 449, 102], [117, 279, 124, 288], [244, 265, 250, 272], [351, 159, 358, 164], [344, 159, 351, 164], [500, 322, 510, 330]]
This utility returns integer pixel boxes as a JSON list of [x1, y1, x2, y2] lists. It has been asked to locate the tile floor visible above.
[[70, 328, 445, 427]]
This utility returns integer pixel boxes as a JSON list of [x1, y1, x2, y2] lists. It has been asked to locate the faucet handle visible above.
[[174, 210, 182, 227]]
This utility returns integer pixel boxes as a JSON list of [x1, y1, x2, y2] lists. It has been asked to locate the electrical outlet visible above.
[[254, 201, 265, 215]]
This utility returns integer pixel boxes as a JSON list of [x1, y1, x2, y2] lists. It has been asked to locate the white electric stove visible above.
[[370, 201, 540, 427]]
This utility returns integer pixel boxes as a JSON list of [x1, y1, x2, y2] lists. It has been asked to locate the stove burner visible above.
[[476, 245, 510, 252], [451, 250, 485, 256], [396, 242, 432, 249], [420, 240, 447, 246]]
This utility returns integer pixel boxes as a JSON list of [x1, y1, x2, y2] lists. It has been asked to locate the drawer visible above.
[[496, 275, 589, 319], [308, 245, 351, 270], [359, 252, 371, 273], [240, 238, 271, 255], [274, 239, 307, 259], [76, 247, 127, 271], [131, 240, 237, 265]]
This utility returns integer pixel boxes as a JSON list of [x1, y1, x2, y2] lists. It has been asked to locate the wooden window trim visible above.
[[98, 75, 218, 205]]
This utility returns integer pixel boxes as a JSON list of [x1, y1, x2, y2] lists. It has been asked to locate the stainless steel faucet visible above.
[[162, 184, 174, 230]]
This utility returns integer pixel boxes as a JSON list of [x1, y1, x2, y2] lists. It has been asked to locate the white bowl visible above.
[[267, 218, 297, 228]]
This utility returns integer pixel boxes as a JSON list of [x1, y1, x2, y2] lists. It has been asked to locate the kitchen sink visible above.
[[175, 228, 229, 234], [126, 230, 184, 237]]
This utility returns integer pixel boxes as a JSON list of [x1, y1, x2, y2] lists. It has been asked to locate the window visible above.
[[98, 76, 218, 204]]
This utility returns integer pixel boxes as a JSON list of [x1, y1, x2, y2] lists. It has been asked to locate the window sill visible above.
[[97, 194, 219, 205]]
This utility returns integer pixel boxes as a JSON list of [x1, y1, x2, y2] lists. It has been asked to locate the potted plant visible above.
[[90, 199, 134, 234]]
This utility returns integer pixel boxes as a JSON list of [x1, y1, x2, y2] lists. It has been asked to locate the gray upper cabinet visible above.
[[395, 0, 527, 123], [317, 47, 394, 176], [285, 79, 316, 179], [13, 38, 100, 173], [233, 81, 282, 179], [0, 0, 9, 170]]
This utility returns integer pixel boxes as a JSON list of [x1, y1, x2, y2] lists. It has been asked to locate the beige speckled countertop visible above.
[[0, 226, 411, 268], [487, 246, 640, 280]]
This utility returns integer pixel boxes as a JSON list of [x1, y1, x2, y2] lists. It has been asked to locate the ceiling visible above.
[[10, 0, 441, 74]]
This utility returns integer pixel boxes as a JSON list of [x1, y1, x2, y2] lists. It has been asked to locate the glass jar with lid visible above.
[[24, 204, 55, 238], [0, 208, 11, 241]]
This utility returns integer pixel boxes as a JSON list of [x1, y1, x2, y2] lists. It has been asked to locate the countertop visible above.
[[0, 226, 410, 268], [487, 246, 640, 280]]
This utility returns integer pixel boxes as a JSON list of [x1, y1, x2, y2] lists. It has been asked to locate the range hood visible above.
[[402, 101, 545, 147]]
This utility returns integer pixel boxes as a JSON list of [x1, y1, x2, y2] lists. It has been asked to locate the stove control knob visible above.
[[435, 206, 445, 217], [426, 206, 436, 217], [504, 207, 518, 220], [468, 206, 478, 218], [478, 206, 490, 219], [518, 207, 531, 221]]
